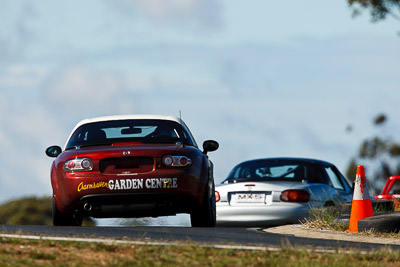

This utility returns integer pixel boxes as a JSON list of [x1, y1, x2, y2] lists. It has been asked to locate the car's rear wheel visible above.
[[52, 197, 82, 226], [190, 179, 216, 227]]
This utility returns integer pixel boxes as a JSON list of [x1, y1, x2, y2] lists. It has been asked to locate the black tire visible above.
[[190, 179, 216, 227], [358, 213, 400, 233], [52, 197, 82, 226]]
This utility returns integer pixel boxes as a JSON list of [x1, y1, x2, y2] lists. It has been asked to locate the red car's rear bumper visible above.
[[53, 171, 206, 216]]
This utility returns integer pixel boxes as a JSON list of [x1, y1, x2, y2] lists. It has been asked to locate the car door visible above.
[[324, 165, 353, 203]]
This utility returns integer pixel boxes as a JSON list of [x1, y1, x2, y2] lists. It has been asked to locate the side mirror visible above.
[[46, 146, 62, 158], [203, 140, 219, 154]]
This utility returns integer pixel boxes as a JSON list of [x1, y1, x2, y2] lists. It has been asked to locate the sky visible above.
[[1, 0, 400, 215]]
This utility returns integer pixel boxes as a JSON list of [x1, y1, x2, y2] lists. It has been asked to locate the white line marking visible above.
[[0, 233, 272, 251], [0, 233, 369, 254]]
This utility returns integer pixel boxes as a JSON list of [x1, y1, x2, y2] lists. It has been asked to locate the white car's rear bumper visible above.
[[216, 202, 310, 226]]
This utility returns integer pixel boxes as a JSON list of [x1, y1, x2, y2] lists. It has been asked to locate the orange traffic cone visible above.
[[346, 165, 374, 232]]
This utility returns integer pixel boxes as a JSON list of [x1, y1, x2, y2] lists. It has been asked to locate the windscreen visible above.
[[223, 159, 327, 184], [66, 119, 196, 149]]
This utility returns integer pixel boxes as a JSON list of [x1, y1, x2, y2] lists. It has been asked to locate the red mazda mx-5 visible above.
[[45, 115, 219, 227]]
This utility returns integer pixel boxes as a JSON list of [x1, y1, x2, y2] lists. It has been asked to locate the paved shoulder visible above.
[[263, 224, 400, 246]]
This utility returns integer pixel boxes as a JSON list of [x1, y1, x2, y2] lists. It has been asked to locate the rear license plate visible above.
[[232, 193, 265, 203]]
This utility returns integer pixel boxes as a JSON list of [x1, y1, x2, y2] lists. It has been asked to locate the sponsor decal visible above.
[[108, 178, 178, 190], [77, 178, 178, 192], [77, 181, 109, 192]]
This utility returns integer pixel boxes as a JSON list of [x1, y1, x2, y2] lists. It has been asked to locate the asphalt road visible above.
[[1, 225, 399, 251]]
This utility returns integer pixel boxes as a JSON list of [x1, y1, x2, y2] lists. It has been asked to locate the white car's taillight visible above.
[[280, 190, 309, 202], [64, 158, 93, 172], [162, 155, 192, 167]]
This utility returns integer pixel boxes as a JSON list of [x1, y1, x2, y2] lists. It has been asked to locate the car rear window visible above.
[[66, 119, 196, 149], [224, 159, 327, 184]]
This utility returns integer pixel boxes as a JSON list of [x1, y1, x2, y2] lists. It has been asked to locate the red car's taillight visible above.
[[280, 190, 309, 202], [162, 155, 192, 167], [215, 191, 220, 202], [64, 158, 93, 172]]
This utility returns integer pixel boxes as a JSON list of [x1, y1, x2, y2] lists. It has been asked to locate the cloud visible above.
[[0, 64, 44, 89], [44, 66, 120, 100], [41, 65, 137, 116], [107, 0, 222, 30], [0, 1, 36, 61], [0, 100, 56, 202]]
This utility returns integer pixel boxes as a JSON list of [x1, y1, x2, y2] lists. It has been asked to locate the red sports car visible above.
[[45, 115, 219, 227]]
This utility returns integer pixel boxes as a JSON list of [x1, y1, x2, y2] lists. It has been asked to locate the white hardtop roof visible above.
[[75, 114, 183, 128], [64, 114, 188, 149]]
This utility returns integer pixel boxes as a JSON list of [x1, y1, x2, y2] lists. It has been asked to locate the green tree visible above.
[[346, 113, 400, 194], [348, 0, 400, 22]]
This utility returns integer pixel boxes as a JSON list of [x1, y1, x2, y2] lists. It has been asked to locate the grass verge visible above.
[[302, 206, 349, 232], [302, 204, 400, 238], [1, 236, 400, 266]]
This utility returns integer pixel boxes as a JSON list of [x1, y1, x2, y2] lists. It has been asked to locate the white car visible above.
[[215, 157, 353, 226]]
